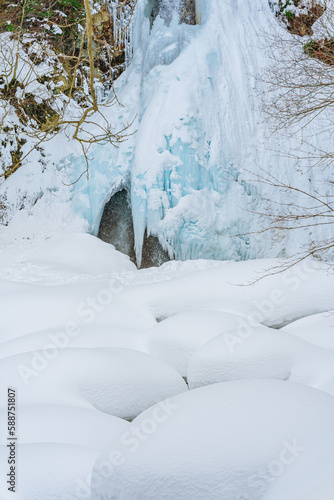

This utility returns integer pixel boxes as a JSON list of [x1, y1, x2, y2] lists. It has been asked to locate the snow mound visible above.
[[144, 310, 254, 376], [91, 380, 334, 500], [23, 233, 137, 274], [187, 325, 334, 395], [0, 443, 97, 500], [0, 277, 154, 342], [0, 405, 130, 450], [0, 348, 187, 419], [1, 259, 333, 343], [119, 259, 334, 327], [0, 325, 146, 360], [282, 311, 334, 350]]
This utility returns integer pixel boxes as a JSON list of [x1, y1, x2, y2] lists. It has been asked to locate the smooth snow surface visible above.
[[0, 443, 98, 500], [282, 311, 334, 350], [91, 380, 334, 500], [118, 259, 334, 327], [0, 324, 146, 359], [187, 325, 334, 395], [0, 405, 130, 449], [23, 233, 137, 274], [0, 348, 187, 419], [144, 310, 255, 375], [1, 236, 334, 498]]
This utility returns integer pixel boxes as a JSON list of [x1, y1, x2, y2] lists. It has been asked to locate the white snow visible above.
[[282, 311, 334, 350], [144, 310, 255, 376], [187, 325, 334, 395], [117, 258, 334, 327], [0, 246, 334, 498], [0, 405, 130, 450], [0, 276, 154, 341], [0, 325, 145, 359], [1, 0, 334, 497], [22, 233, 136, 275], [0, 348, 187, 419], [91, 380, 334, 500], [0, 443, 98, 500]]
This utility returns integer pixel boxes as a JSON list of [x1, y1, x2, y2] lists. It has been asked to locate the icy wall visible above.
[[61, 0, 332, 265]]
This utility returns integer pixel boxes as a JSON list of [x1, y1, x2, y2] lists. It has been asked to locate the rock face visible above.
[[98, 189, 170, 268], [269, 0, 325, 36], [149, 0, 197, 26]]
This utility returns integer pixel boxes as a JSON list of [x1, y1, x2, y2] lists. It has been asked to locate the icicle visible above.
[[113, 4, 118, 50]]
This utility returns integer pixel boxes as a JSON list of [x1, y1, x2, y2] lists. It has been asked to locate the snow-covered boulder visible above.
[[23, 233, 137, 274], [0, 348, 187, 419], [187, 325, 334, 394], [282, 311, 334, 350], [0, 443, 97, 500], [0, 405, 130, 450], [2, 259, 334, 343], [145, 310, 255, 376], [119, 259, 334, 327], [91, 380, 334, 500], [0, 276, 155, 342], [0, 325, 146, 360]]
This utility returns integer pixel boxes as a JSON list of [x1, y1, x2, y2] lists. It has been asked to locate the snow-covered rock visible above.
[[144, 310, 254, 376], [23, 233, 137, 274], [0, 405, 130, 450], [91, 380, 334, 500], [187, 325, 334, 395], [0, 276, 154, 342], [0, 348, 187, 419], [119, 259, 334, 327], [0, 443, 97, 500], [0, 325, 146, 360], [282, 311, 334, 350]]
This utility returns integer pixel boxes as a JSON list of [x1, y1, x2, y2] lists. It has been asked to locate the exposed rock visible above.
[[98, 189, 170, 268]]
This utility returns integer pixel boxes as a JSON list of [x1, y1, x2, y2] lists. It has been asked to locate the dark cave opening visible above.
[[97, 189, 170, 269]]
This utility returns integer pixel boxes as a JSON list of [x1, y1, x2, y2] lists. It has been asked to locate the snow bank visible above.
[[0, 443, 97, 500], [187, 325, 334, 395], [2, 258, 332, 345], [144, 310, 254, 375], [0, 276, 155, 342], [282, 311, 334, 350], [0, 348, 187, 419], [91, 380, 334, 500], [118, 259, 334, 327], [0, 325, 146, 360], [23, 233, 137, 274], [0, 405, 130, 450]]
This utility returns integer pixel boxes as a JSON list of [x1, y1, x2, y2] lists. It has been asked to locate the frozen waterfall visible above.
[[68, 0, 330, 266]]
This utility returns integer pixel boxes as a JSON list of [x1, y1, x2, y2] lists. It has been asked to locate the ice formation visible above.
[[0, 0, 332, 266], [66, 0, 332, 266]]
